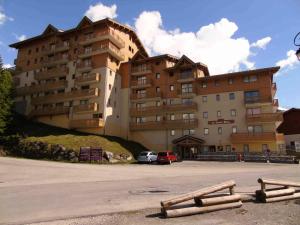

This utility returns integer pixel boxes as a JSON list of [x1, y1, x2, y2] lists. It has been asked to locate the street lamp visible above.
[[294, 32, 300, 61]]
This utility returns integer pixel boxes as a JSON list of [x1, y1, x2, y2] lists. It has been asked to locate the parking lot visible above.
[[0, 157, 300, 225]]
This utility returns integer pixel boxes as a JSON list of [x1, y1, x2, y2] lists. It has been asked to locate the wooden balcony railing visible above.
[[177, 87, 197, 96], [130, 91, 162, 100], [42, 55, 70, 66], [16, 80, 67, 96], [130, 78, 152, 88], [74, 73, 100, 85], [80, 29, 125, 48], [31, 88, 99, 105], [130, 102, 198, 116], [76, 62, 94, 72], [246, 112, 283, 123], [129, 119, 198, 131], [78, 43, 124, 61], [69, 118, 104, 129], [42, 42, 70, 54], [73, 103, 98, 113], [231, 132, 279, 143], [29, 106, 69, 117], [244, 96, 272, 105], [34, 67, 69, 80], [131, 65, 152, 76]]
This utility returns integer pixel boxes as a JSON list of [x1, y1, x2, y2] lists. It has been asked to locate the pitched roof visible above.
[[172, 135, 205, 145], [9, 17, 148, 56], [130, 51, 179, 63]]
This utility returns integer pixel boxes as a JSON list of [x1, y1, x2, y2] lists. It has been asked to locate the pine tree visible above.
[[0, 55, 3, 71], [0, 60, 13, 134]]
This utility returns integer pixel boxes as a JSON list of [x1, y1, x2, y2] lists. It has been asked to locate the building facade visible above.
[[10, 17, 285, 158]]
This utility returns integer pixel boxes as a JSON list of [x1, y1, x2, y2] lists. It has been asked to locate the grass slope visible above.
[[10, 114, 148, 158]]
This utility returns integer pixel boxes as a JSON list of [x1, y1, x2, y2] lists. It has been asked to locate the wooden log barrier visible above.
[[258, 178, 300, 188], [263, 188, 295, 198], [264, 193, 300, 203], [161, 180, 236, 208], [164, 201, 242, 218], [195, 194, 241, 206]]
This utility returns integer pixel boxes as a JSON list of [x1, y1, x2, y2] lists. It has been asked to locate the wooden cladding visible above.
[[34, 67, 69, 80], [29, 106, 69, 117], [73, 103, 98, 113], [246, 112, 283, 123], [231, 132, 284, 143], [69, 118, 104, 129], [74, 73, 100, 85], [16, 80, 67, 96], [130, 118, 198, 131]]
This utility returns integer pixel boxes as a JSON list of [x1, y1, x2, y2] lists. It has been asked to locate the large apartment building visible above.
[[10, 17, 285, 159]]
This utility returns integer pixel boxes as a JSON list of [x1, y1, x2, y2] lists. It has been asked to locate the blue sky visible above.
[[0, 0, 299, 108]]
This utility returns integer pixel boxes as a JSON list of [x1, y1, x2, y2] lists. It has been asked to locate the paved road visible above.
[[0, 157, 299, 225]]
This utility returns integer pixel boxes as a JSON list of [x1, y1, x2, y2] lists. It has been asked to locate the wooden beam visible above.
[[195, 194, 241, 206], [258, 178, 300, 188]]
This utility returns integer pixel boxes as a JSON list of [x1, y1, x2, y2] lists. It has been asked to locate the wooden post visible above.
[[258, 178, 300, 188], [195, 194, 241, 206], [161, 180, 236, 208], [229, 186, 235, 195], [264, 193, 300, 203], [164, 201, 242, 218]]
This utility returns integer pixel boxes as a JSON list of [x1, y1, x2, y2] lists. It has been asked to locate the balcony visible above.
[[177, 72, 196, 83], [129, 118, 198, 131], [246, 112, 283, 123], [130, 78, 152, 89], [75, 73, 100, 85], [34, 67, 69, 80], [130, 102, 198, 116], [78, 43, 124, 61], [130, 90, 162, 100], [42, 43, 70, 55], [76, 62, 94, 72], [244, 96, 272, 106], [42, 55, 70, 67], [16, 80, 67, 96], [73, 103, 98, 113], [31, 88, 99, 105], [29, 106, 69, 117], [131, 65, 152, 76], [177, 88, 197, 97], [69, 118, 104, 129], [231, 132, 279, 143], [80, 30, 125, 48]]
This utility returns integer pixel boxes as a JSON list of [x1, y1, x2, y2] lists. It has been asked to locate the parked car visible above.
[[137, 151, 157, 163], [157, 151, 177, 164]]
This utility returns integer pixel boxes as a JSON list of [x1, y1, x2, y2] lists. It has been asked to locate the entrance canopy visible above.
[[172, 135, 205, 146]]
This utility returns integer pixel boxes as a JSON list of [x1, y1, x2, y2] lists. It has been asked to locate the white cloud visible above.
[[251, 37, 272, 49], [0, 11, 14, 25], [84, 2, 117, 21], [16, 34, 27, 41], [3, 63, 13, 68], [134, 11, 265, 74], [276, 50, 299, 72]]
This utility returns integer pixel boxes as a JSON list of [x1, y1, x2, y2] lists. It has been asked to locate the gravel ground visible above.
[[28, 200, 300, 225]]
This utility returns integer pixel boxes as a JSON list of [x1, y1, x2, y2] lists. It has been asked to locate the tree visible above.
[[0, 55, 3, 70], [0, 55, 13, 134]]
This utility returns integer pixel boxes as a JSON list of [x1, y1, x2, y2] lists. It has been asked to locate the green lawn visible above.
[[9, 114, 148, 158]]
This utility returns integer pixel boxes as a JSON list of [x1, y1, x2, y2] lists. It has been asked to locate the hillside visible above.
[[6, 114, 148, 158]]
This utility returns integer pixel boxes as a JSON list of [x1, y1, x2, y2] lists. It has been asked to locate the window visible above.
[[110, 70, 112, 76], [228, 78, 233, 84], [28, 49, 31, 55], [183, 129, 195, 135], [136, 117, 146, 123], [108, 98, 111, 106], [218, 127, 222, 134], [36, 47, 39, 53], [247, 108, 261, 115], [34, 58, 37, 64], [229, 93, 235, 100], [181, 83, 193, 93], [232, 126, 237, 133], [248, 125, 263, 133], [230, 109, 237, 117], [182, 113, 194, 120], [244, 91, 259, 102], [170, 114, 175, 121], [93, 113, 102, 119], [243, 75, 257, 83], [202, 96, 207, 102], [201, 82, 207, 88], [156, 73, 160, 79], [216, 94, 220, 101], [204, 128, 209, 135], [203, 112, 208, 119], [80, 99, 88, 105], [169, 99, 175, 105], [156, 87, 160, 92], [156, 101, 161, 107], [170, 130, 175, 136], [217, 110, 221, 117], [214, 80, 220, 86], [169, 72, 174, 77], [156, 115, 161, 121], [182, 98, 193, 105], [170, 85, 174, 91], [109, 84, 112, 90], [226, 145, 231, 152]]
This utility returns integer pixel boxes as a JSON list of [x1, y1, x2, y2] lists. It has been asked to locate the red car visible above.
[[157, 151, 177, 164]]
